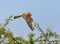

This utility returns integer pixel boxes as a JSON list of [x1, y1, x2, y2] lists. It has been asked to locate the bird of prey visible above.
[[14, 12, 34, 31]]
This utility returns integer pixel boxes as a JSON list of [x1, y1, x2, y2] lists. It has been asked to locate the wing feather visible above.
[[26, 18, 34, 31], [14, 15, 22, 19]]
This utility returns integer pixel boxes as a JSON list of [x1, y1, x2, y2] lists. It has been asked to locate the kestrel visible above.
[[14, 12, 34, 31]]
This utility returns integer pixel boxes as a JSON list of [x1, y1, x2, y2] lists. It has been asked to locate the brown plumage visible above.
[[14, 12, 34, 31]]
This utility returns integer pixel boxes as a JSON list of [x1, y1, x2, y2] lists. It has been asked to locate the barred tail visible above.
[[14, 15, 22, 19]]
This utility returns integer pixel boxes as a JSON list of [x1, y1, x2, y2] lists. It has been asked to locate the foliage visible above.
[[0, 16, 60, 44]]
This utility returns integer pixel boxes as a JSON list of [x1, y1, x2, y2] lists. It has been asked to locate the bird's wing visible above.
[[26, 18, 34, 31], [14, 15, 22, 19]]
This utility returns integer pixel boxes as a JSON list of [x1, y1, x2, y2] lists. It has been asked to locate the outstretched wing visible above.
[[14, 15, 22, 19], [26, 18, 34, 31]]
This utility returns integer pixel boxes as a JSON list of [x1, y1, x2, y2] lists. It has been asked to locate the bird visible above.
[[14, 12, 34, 31]]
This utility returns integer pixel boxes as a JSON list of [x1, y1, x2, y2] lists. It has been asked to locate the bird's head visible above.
[[22, 12, 32, 18]]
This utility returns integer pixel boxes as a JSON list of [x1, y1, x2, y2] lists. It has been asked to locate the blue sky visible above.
[[0, 0, 60, 40]]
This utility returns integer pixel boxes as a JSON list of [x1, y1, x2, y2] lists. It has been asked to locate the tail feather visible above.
[[14, 15, 22, 19]]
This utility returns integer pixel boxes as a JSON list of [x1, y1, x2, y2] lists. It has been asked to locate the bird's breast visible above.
[[25, 17, 31, 23]]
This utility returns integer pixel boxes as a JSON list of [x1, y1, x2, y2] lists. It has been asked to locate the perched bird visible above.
[[14, 12, 34, 31]]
